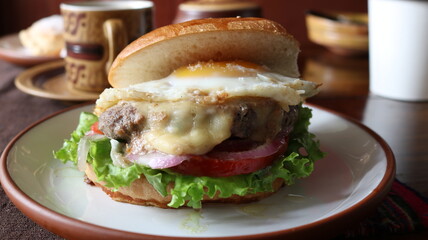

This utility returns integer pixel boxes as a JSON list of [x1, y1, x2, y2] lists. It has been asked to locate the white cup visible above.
[[369, 0, 428, 101]]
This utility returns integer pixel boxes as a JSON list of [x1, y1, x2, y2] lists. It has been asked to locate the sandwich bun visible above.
[[87, 17, 308, 208], [108, 17, 300, 88], [19, 15, 64, 56]]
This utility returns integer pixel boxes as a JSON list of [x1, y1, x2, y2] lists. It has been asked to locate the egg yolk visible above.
[[173, 61, 266, 78]]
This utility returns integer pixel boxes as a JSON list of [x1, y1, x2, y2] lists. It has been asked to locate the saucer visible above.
[[0, 34, 61, 67], [15, 61, 100, 101]]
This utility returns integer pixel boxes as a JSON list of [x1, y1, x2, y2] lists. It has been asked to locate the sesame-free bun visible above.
[[108, 17, 300, 88], [85, 164, 284, 208]]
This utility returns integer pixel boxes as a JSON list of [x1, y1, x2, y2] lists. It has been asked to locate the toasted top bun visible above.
[[108, 17, 300, 88]]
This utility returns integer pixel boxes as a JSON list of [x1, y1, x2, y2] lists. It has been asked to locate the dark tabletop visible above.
[[1, 46, 427, 239]]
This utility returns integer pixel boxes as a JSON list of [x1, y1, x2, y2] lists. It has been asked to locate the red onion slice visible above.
[[127, 132, 287, 170], [77, 134, 106, 171], [127, 153, 189, 169], [77, 138, 90, 171], [206, 133, 287, 161]]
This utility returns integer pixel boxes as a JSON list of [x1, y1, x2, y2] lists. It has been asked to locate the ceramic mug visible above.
[[173, 0, 262, 24], [61, 1, 153, 92], [369, 0, 428, 101]]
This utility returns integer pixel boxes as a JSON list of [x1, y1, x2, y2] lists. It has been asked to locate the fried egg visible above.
[[96, 61, 319, 114]]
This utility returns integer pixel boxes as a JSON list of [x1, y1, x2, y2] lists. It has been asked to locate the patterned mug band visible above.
[[66, 42, 104, 61]]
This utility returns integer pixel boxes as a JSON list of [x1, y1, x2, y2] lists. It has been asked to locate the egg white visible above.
[[96, 62, 319, 115]]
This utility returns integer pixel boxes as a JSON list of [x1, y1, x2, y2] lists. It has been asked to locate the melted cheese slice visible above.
[[127, 101, 234, 155]]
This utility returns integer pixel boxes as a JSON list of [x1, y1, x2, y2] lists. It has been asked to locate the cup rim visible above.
[[60, 1, 153, 11]]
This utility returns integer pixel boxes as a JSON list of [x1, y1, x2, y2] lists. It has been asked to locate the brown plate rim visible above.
[[0, 103, 396, 240]]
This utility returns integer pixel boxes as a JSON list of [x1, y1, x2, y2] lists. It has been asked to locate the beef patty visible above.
[[98, 98, 298, 153]]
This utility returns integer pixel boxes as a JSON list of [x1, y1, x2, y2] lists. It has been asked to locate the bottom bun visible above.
[[85, 164, 285, 208]]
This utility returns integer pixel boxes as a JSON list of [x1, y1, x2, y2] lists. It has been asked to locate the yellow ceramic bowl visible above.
[[306, 11, 368, 56]]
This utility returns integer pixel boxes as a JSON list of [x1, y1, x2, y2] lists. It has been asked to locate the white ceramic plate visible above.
[[0, 104, 395, 240]]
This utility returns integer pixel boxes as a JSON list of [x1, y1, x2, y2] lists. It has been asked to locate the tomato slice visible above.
[[170, 134, 289, 177], [90, 122, 104, 135]]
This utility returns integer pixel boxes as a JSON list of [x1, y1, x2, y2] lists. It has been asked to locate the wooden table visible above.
[[301, 47, 428, 199], [0, 46, 427, 239]]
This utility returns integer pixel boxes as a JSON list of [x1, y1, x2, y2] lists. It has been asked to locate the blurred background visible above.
[[0, 0, 367, 47]]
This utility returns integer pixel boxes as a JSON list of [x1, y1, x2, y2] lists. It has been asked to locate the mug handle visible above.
[[103, 19, 128, 74]]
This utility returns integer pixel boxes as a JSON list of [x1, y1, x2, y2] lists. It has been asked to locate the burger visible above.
[[54, 17, 324, 209]]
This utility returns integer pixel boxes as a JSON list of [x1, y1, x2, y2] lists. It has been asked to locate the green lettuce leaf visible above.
[[54, 105, 325, 209], [53, 112, 98, 164]]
